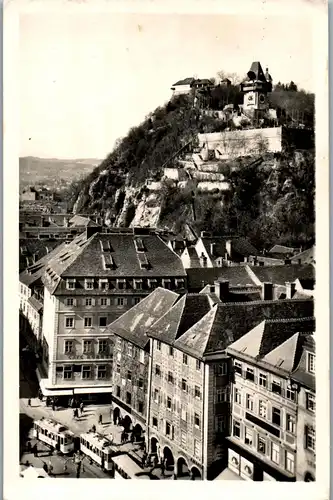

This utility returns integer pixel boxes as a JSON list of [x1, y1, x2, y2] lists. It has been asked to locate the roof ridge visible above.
[[265, 316, 315, 324], [218, 298, 313, 307]]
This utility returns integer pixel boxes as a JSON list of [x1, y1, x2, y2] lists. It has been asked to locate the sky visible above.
[[20, 12, 314, 160]]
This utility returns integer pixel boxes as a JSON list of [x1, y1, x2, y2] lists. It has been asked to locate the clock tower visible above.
[[240, 62, 272, 117]]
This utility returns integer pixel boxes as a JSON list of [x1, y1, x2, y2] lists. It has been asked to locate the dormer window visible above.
[[148, 279, 157, 289], [66, 279, 76, 290], [307, 352, 315, 374], [175, 279, 185, 289], [162, 279, 172, 290], [102, 254, 116, 270], [99, 279, 109, 290], [85, 278, 94, 290], [117, 279, 126, 290], [134, 279, 143, 290]]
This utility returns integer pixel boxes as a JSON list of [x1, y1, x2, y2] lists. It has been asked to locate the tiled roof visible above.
[[249, 264, 315, 286], [186, 266, 256, 291], [291, 246, 315, 264], [106, 288, 179, 348], [227, 317, 315, 361], [172, 77, 195, 87], [291, 334, 315, 391], [147, 294, 212, 345], [19, 239, 60, 273], [173, 298, 314, 359], [27, 296, 43, 312], [230, 238, 258, 257], [48, 231, 186, 280], [69, 215, 98, 227], [268, 245, 300, 255]]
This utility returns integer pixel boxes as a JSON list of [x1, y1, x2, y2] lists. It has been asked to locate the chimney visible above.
[[200, 252, 208, 268], [285, 282, 296, 299], [262, 282, 273, 301], [214, 280, 229, 301], [86, 226, 102, 239]]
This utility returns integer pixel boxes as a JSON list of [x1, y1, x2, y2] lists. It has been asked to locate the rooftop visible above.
[[186, 266, 256, 292], [106, 287, 179, 348], [249, 264, 315, 286]]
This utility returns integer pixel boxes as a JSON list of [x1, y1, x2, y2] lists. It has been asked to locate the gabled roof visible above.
[[69, 215, 98, 227], [291, 246, 315, 264], [106, 288, 179, 348], [173, 298, 314, 359], [172, 77, 195, 87], [227, 317, 314, 362], [27, 295, 43, 312], [147, 294, 212, 345], [269, 244, 300, 255], [250, 264, 315, 286]]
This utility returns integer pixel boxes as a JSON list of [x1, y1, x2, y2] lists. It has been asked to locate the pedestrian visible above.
[[80, 402, 84, 415], [173, 473, 177, 480], [73, 409, 76, 419], [27, 441, 32, 453], [43, 462, 48, 473], [121, 431, 124, 444], [98, 414, 102, 425], [161, 461, 165, 477], [28, 398, 31, 407], [130, 432, 134, 444], [153, 455, 158, 468], [142, 452, 147, 468], [32, 443, 38, 457], [52, 401, 56, 412], [92, 424, 96, 433], [48, 461, 53, 476]]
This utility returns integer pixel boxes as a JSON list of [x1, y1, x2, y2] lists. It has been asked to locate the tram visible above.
[[33, 418, 74, 454], [79, 431, 114, 472], [112, 454, 147, 479]]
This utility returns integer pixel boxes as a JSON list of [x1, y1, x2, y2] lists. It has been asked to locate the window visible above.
[[133, 298, 141, 305], [216, 388, 229, 403], [64, 340, 73, 353], [196, 359, 201, 371], [127, 370, 132, 381], [152, 417, 158, 428], [181, 431, 187, 447], [155, 364, 161, 376], [116, 297, 126, 306], [116, 385, 121, 397], [181, 407, 187, 421], [181, 378, 187, 391], [259, 373, 267, 387], [271, 378, 282, 395], [149, 279, 158, 289], [138, 401, 144, 414], [126, 392, 132, 405], [97, 365, 107, 379], [117, 280, 126, 290], [246, 394, 254, 411], [258, 437, 266, 455], [156, 340, 161, 351], [85, 279, 94, 290], [65, 317, 74, 329], [138, 378, 144, 389], [217, 363, 227, 376], [82, 365, 91, 379], [286, 414, 296, 434], [216, 415, 226, 433], [98, 340, 108, 353], [99, 317, 107, 327], [84, 317, 92, 328], [194, 439, 200, 457], [271, 442, 280, 464], [139, 350, 145, 364], [195, 386, 201, 399], [163, 279, 171, 290], [183, 353, 188, 365], [167, 396, 172, 410], [194, 413, 200, 428], [234, 388, 242, 405], [100, 297, 108, 306], [307, 353, 315, 374], [127, 344, 133, 357], [66, 298, 74, 306], [306, 393, 315, 412], [166, 422, 171, 436], [258, 400, 267, 418], [169, 346, 174, 356], [85, 298, 92, 306], [245, 427, 253, 446], [153, 389, 159, 403], [134, 279, 143, 290], [63, 365, 73, 379], [272, 407, 281, 427], [233, 420, 241, 438], [286, 387, 296, 401], [116, 363, 121, 373], [66, 279, 76, 290], [168, 371, 174, 384], [245, 368, 255, 382], [306, 426, 315, 452], [83, 340, 92, 353], [99, 279, 109, 290], [285, 451, 295, 473]]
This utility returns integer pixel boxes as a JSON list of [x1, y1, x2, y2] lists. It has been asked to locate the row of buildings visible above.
[[19, 226, 315, 481]]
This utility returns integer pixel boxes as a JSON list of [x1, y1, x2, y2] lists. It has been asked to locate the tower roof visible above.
[[247, 61, 267, 82]]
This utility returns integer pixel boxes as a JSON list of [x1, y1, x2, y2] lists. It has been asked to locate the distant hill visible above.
[[19, 156, 102, 192]]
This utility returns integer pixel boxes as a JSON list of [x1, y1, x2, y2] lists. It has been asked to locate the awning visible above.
[[215, 468, 243, 481], [74, 387, 112, 395]]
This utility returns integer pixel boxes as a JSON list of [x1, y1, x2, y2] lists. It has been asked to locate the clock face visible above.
[[259, 94, 266, 104]]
